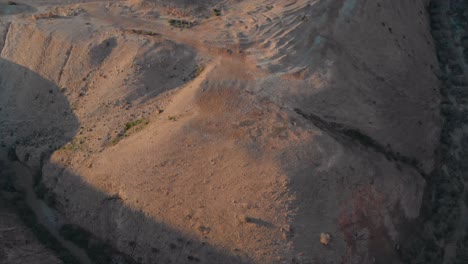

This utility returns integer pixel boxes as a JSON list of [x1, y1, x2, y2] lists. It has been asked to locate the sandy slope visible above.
[[0, 0, 440, 263]]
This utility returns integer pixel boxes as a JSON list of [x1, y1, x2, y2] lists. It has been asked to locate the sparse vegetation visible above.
[[168, 115, 177, 121], [110, 119, 149, 146], [125, 119, 145, 131], [163, 6, 192, 18], [60, 137, 86, 151], [190, 65, 205, 79], [33, 12, 59, 20], [168, 19, 195, 28], [212, 8, 222, 16], [127, 29, 160, 37], [32, 7, 83, 20], [103, 193, 122, 201]]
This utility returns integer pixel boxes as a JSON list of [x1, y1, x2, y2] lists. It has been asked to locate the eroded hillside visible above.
[[0, 0, 458, 263]]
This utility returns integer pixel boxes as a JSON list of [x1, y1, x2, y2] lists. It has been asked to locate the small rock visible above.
[[320, 233, 331, 245], [238, 215, 253, 223]]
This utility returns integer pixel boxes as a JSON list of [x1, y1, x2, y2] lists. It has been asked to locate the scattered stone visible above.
[[238, 215, 253, 223], [320, 233, 331, 245]]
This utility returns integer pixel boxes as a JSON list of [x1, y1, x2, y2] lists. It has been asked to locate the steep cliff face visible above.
[[0, 1, 444, 263]]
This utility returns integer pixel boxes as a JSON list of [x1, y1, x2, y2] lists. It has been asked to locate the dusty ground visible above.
[[0, 0, 452, 263]]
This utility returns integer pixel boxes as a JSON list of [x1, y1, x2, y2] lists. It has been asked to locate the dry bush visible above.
[[161, 6, 192, 18], [32, 12, 59, 20], [168, 19, 195, 28]]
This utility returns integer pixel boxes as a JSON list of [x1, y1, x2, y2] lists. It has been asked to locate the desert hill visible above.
[[1, 0, 467, 263]]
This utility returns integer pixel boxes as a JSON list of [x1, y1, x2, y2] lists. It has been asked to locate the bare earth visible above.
[[0, 0, 443, 263]]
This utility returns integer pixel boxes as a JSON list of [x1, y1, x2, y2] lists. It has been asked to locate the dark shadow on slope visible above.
[[0, 58, 78, 166], [0, 57, 82, 263], [275, 129, 423, 264], [44, 167, 251, 264], [0, 2, 36, 16], [126, 40, 198, 104], [0, 58, 247, 264]]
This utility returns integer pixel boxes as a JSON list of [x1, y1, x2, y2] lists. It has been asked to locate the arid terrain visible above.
[[0, 0, 467, 263]]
